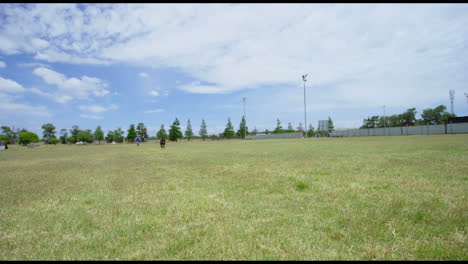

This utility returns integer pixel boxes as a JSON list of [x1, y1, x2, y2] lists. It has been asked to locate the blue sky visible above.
[[1, 4, 468, 137]]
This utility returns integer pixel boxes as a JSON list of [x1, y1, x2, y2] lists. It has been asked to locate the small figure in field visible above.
[[160, 136, 166, 149], [136, 136, 140, 147]]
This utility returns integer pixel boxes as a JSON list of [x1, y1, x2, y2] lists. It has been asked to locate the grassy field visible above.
[[0, 135, 467, 260]]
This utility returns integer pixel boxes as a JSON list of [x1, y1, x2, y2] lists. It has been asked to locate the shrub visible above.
[[49, 138, 60, 145], [17, 132, 40, 145]]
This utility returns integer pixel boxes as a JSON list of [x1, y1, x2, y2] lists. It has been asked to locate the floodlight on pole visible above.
[[302, 74, 308, 137], [243, 97, 246, 140]]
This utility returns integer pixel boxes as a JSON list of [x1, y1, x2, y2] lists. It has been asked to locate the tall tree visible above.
[[70, 125, 80, 143], [169, 118, 183, 142], [328, 116, 334, 134], [287, 122, 294, 133], [114, 128, 125, 143], [223, 117, 235, 138], [41, 123, 56, 144], [184, 119, 194, 141], [157, 124, 168, 139], [127, 124, 137, 143], [236, 116, 248, 139], [94, 126, 104, 144], [1, 126, 14, 144], [77, 130, 92, 143], [136, 123, 148, 142], [273, 118, 283, 134], [199, 119, 208, 141], [59, 129, 68, 144], [105, 130, 114, 143]]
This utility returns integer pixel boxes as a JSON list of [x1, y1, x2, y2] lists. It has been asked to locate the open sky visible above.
[[1, 3, 467, 136]]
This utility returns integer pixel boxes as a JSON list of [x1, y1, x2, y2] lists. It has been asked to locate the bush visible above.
[[49, 138, 60, 145], [17, 132, 40, 145]]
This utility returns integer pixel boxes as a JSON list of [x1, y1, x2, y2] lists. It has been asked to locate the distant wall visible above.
[[246, 132, 304, 140], [333, 123, 468, 137]]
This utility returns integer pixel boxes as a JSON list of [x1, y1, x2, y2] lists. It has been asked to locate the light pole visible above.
[[243, 97, 246, 140], [302, 74, 308, 137]]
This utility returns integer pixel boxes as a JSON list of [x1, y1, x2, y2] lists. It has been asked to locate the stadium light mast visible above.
[[449, 89, 455, 114], [465, 93, 468, 105], [243, 97, 246, 140], [302, 74, 308, 137]]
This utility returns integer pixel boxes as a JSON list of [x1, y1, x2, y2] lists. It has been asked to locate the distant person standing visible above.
[[136, 136, 140, 147]]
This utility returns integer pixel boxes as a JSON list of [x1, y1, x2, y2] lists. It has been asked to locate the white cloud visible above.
[[144, 109, 164, 114], [78, 104, 118, 113], [32, 67, 110, 103], [0, 76, 26, 93], [139, 72, 148, 78], [148, 90, 159, 97], [80, 114, 104, 120], [0, 61, 5, 68], [0, 4, 467, 110]]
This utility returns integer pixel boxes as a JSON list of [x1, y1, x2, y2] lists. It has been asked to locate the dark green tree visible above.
[[1, 126, 14, 144], [41, 123, 56, 144], [199, 119, 208, 141], [307, 124, 315, 137], [114, 128, 125, 143], [70, 125, 80, 143], [136, 123, 148, 142], [94, 126, 104, 144], [236, 116, 248, 139], [169, 118, 183, 142], [184, 119, 194, 141], [251, 126, 258, 135], [328, 116, 334, 134], [157, 124, 168, 139], [420, 105, 453, 125], [59, 129, 68, 144], [223, 117, 235, 138], [272, 118, 283, 134], [287, 122, 295, 133], [127, 124, 137, 143], [105, 130, 114, 143]]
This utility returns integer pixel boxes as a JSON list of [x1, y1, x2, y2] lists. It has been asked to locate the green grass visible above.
[[0, 135, 467, 260]]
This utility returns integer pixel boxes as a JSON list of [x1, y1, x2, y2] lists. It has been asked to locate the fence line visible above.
[[332, 123, 468, 137]]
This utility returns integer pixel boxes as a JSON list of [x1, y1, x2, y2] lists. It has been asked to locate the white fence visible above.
[[333, 123, 468, 137]]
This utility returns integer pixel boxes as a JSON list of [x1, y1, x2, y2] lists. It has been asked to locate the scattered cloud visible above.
[[139, 72, 148, 78], [80, 114, 104, 120], [78, 104, 118, 113], [148, 90, 159, 97], [32, 67, 110, 103], [0, 76, 26, 93], [144, 109, 164, 114], [0, 61, 5, 68]]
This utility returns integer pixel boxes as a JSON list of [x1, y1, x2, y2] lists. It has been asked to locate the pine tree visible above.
[[169, 118, 183, 142], [70, 125, 80, 143], [273, 118, 283, 134], [236, 116, 248, 139], [328, 116, 334, 134], [199, 119, 208, 141], [127, 124, 137, 143], [251, 126, 258, 135], [184, 119, 194, 141], [287, 122, 294, 133], [136, 123, 148, 142], [157, 124, 168, 139], [94, 125, 104, 144], [223, 117, 235, 138]]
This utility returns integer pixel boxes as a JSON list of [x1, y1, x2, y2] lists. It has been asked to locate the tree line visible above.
[[1, 115, 336, 145], [360, 105, 456, 129]]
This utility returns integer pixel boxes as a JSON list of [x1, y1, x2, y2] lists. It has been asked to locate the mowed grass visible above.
[[0, 135, 467, 260]]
